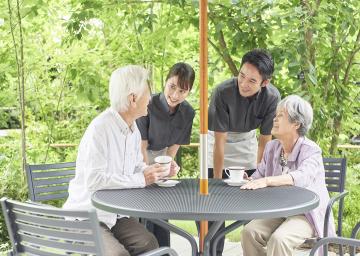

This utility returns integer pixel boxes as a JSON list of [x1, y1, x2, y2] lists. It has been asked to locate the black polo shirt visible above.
[[136, 93, 195, 151], [208, 78, 280, 135]]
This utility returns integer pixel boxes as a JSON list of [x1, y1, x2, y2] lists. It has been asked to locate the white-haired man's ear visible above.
[[127, 93, 137, 108], [129, 93, 137, 101]]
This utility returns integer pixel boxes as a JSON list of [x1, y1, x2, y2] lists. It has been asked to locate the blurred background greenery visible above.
[[0, 0, 359, 250]]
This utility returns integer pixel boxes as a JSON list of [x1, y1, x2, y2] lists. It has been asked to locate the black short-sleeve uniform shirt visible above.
[[208, 78, 280, 135], [136, 93, 195, 151]]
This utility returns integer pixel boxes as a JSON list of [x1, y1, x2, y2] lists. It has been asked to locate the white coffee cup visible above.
[[154, 155, 172, 177], [224, 166, 245, 182]]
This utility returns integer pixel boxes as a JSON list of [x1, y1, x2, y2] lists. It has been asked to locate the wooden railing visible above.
[[49, 143, 201, 169], [49, 142, 358, 169]]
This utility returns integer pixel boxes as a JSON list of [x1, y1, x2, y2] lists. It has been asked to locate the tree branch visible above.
[[8, 0, 27, 170], [7, 0, 20, 93], [17, 0, 27, 170], [208, 10, 238, 76], [217, 29, 238, 76], [343, 29, 360, 85], [208, 38, 224, 59], [311, 0, 322, 17], [44, 68, 69, 162]]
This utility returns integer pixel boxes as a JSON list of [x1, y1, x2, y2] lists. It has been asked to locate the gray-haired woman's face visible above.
[[271, 107, 300, 138]]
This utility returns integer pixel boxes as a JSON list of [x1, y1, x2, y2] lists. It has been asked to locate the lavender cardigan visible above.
[[252, 137, 336, 238]]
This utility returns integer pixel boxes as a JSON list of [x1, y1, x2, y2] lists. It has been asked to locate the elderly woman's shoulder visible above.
[[300, 137, 322, 153], [268, 139, 281, 147], [265, 139, 282, 152], [265, 137, 322, 155]]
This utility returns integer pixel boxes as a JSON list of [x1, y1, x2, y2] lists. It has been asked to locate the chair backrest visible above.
[[323, 157, 347, 237], [1, 197, 105, 255], [323, 157, 346, 193], [25, 162, 75, 202]]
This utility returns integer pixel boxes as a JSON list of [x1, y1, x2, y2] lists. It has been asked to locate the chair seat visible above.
[[302, 237, 319, 248]]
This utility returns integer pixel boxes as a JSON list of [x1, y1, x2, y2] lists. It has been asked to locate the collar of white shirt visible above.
[[109, 107, 135, 135]]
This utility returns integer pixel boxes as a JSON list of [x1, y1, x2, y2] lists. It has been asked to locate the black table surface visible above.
[[92, 179, 319, 221]]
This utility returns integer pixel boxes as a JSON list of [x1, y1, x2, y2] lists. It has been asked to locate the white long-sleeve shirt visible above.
[[63, 107, 147, 228]]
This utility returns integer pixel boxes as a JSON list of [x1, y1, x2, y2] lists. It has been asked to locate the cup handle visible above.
[[224, 168, 230, 178]]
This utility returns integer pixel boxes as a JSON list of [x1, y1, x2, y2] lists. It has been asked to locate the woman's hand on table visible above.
[[241, 175, 294, 189], [240, 177, 267, 190]]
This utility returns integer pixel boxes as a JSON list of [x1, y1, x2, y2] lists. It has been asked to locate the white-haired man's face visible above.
[[131, 85, 151, 118]]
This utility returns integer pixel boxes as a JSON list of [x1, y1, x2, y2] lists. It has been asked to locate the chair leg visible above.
[[339, 243, 344, 256], [323, 244, 328, 256], [140, 218, 148, 226]]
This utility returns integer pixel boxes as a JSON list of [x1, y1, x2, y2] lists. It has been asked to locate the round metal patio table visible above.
[[92, 179, 319, 256]]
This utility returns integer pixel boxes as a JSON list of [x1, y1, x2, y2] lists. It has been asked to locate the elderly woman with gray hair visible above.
[[240, 95, 335, 256]]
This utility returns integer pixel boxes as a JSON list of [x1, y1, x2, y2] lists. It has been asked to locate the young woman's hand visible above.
[[168, 160, 180, 177]]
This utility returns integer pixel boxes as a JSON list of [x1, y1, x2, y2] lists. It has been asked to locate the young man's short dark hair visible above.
[[240, 49, 274, 80]]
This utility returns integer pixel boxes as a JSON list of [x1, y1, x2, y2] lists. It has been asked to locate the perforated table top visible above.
[[92, 179, 319, 221]]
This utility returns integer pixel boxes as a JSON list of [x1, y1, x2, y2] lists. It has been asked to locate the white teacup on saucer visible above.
[[224, 166, 245, 182]]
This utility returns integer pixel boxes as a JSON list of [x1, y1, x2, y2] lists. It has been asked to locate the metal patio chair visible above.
[[295, 157, 348, 255], [309, 221, 360, 256], [25, 162, 76, 203], [211, 157, 348, 255], [321, 157, 348, 256], [1, 197, 178, 256], [323, 157, 347, 238]]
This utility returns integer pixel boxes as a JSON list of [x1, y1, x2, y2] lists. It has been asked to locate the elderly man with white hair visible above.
[[63, 65, 179, 256], [240, 95, 335, 256]]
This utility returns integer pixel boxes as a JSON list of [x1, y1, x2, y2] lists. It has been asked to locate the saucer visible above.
[[223, 179, 247, 186], [155, 180, 180, 187]]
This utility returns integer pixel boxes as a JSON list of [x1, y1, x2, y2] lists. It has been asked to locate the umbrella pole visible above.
[[199, 0, 208, 253]]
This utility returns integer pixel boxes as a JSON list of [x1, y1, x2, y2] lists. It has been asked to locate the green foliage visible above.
[[340, 151, 360, 235], [0, 132, 28, 249], [0, 108, 20, 129], [177, 147, 199, 178], [0, 0, 359, 249]]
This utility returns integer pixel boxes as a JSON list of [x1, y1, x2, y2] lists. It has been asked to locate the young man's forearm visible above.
[[213, 146, 224, 179], [213, 132, 227, 179], [167, 144, 180, 159], [257, 134, 272, 163]]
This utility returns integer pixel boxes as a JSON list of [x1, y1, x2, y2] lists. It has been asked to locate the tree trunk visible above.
[[8, 0, 27, 171], [329, 115, 342, 154]]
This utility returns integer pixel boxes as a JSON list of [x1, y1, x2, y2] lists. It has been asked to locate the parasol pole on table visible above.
[[199, 0, 209, 253]]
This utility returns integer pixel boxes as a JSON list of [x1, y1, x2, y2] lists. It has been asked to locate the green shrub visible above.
[[342, 163, 360, 237], [0, 108, 20, 129], [0, 132, 27, 249], [177, 146, 199, 178]]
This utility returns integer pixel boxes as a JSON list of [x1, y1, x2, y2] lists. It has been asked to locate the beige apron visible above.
[[208, 130, 258, 170]]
